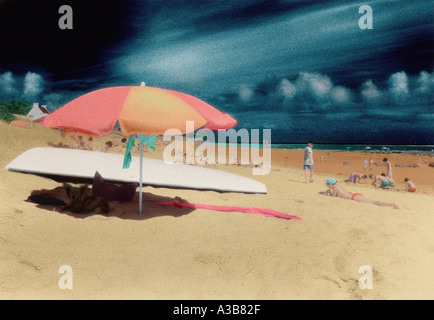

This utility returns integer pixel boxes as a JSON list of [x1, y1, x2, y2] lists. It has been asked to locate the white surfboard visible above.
[[6, 147, 267, 194]]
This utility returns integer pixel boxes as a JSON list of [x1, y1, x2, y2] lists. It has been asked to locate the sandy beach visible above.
[[1, 121, 434, 300]]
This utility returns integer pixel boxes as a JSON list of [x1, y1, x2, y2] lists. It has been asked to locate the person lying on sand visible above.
[[396, 163, 419, 168], [344, 173, 367, 184], [404, 178, 416, 192], [321, 178, 399, 209]]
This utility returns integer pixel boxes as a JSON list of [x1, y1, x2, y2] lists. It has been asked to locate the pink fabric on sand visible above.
[[156, 200, 301, 220]]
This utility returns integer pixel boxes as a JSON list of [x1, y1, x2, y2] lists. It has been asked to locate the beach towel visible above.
[[123, 134, 157, 169], [156, 200, 301, 220]]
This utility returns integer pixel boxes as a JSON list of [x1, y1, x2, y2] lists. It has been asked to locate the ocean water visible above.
[[270, 144, 434, 154], [209, 141, 434, 153]]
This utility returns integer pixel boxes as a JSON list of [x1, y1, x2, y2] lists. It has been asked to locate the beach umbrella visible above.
[[43, 85, 238, 213]]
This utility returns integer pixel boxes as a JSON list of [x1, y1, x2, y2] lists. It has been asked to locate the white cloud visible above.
[[239, 84, 254, 102], [23, 72, 44, 101], [388, 71, 409, 98], [331, 86, 352, 104], [361, 79, 380, 101], [278, 78, 296, 99], [231, 69, 433, 115], [0, 71, 65, 109], [416, 70, 434, 95], [0, 71, 18, 97], [296, 72, 333, 99]]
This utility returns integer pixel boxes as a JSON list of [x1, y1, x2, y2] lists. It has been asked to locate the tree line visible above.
[[0, 100, 32, 123]]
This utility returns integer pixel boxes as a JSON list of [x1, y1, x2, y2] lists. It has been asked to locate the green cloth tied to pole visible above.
[[122, 134, 157, 169]]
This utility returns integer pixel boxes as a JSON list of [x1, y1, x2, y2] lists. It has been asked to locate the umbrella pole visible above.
[[139, 142, 144, 214]]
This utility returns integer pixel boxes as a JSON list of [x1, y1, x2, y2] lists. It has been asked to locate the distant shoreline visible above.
[[206, 141, 434, 155]]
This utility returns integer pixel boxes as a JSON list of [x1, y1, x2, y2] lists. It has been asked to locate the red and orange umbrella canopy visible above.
[[43, 86, 237, 136]]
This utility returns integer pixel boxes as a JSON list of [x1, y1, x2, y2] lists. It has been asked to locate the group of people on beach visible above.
[[58, 129, 113, 153], [346, 157, 416, 193], [303, 141, 419, 210]]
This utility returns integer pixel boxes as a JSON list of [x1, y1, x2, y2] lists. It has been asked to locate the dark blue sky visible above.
[[0, 0, 433, 144]]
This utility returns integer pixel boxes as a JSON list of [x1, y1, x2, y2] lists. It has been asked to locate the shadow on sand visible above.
[[287, 179, 307, 184], [26, 187, 195, 221]]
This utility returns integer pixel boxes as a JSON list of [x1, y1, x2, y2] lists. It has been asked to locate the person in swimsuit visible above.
[[383, 158, 393, 179], [404, 178, 416, 192], [321, 178, 399, 209], [370, 174, 387, 188], [379, 173, 396, 190], [370, 174, 395, 189]]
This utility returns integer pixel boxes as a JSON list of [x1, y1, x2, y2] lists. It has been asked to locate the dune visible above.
[[1, 120, 433, 300]]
